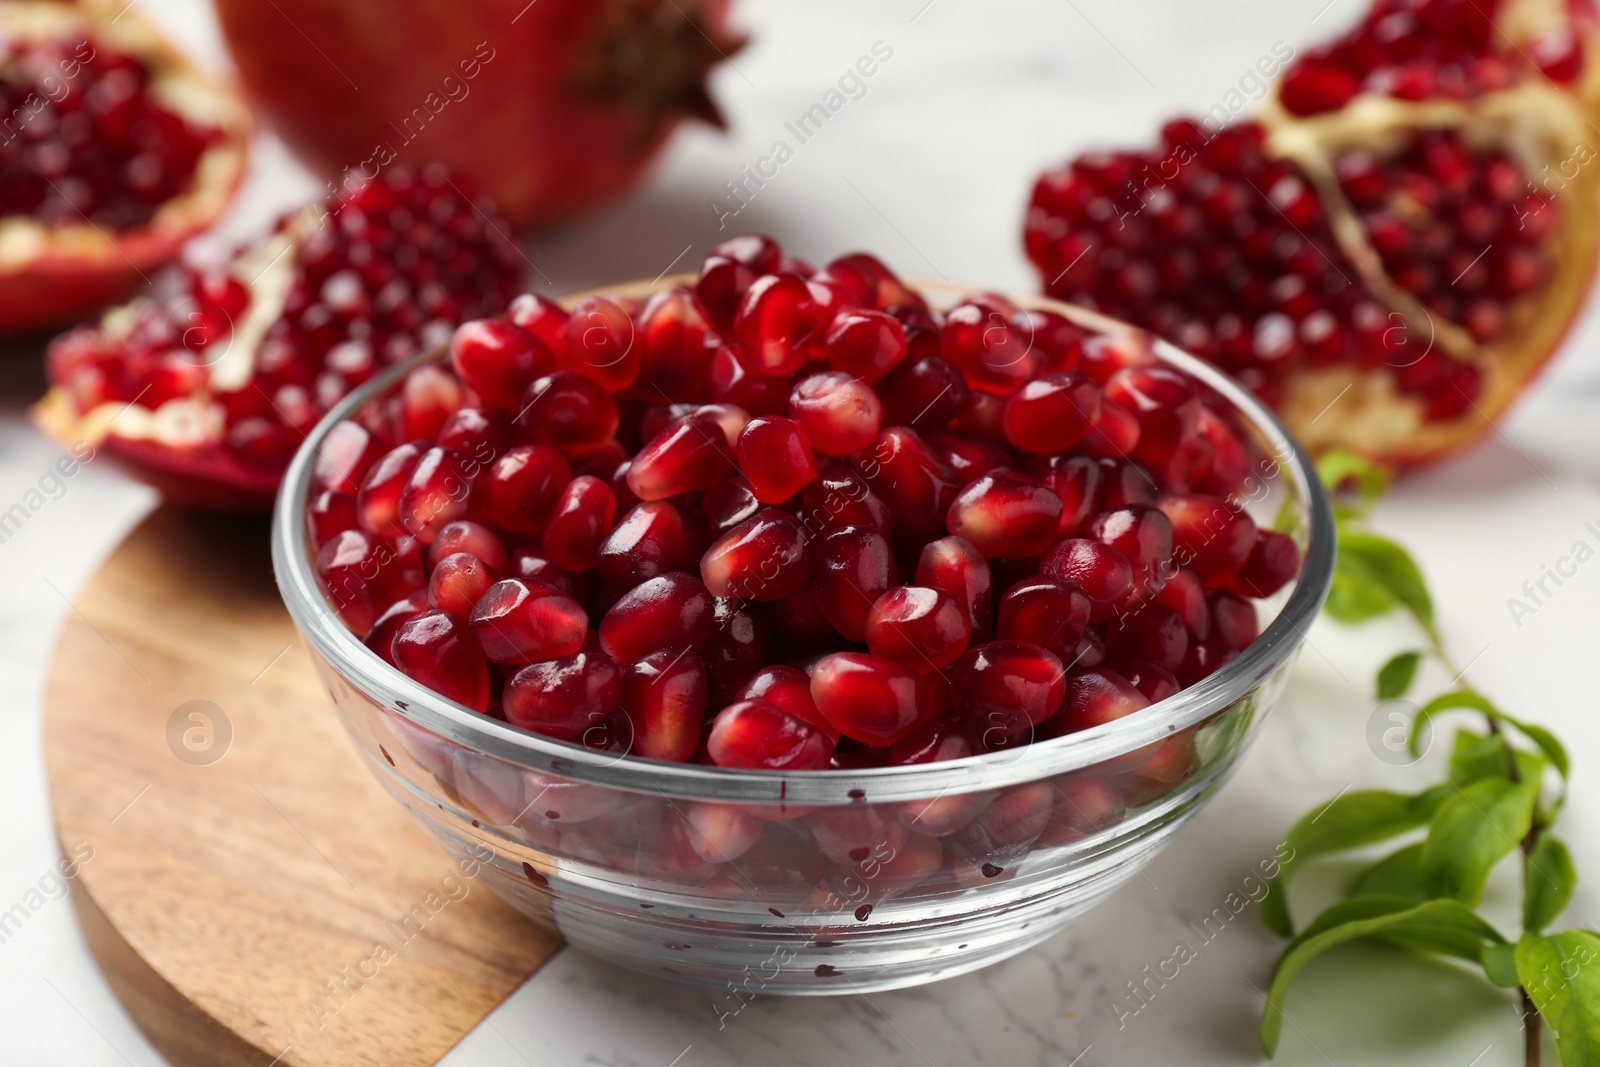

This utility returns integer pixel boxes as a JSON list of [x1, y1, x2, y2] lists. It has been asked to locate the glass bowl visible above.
[[272, 278, 1335, 995]]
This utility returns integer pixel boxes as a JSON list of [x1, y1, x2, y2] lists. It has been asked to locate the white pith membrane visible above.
[[0, 0, 249, 275]]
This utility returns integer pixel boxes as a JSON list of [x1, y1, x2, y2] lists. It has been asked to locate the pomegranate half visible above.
[[1025, 0, 1600, 466], [210, 0, 742, 227], [0, 0, 249, 334]]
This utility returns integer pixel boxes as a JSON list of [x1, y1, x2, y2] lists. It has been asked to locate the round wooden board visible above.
[[43, 506, 561, 1067]]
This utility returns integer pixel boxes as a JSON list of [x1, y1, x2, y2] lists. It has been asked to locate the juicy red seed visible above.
[[1002, 372, 1102, 453], [401, 366, 468, 445], [364, 592, 429, 667], [511, 549, 588, 601], [314, 421, 382, 495], [1024, 453, 1100, 535], [702, 597, 775, 704], [392, 609, 490, 712], [623, 649, 707, 762], [483, 445, 571, 536], [1104, 603, 1188, 672], [637, 288, 714, 401], [503, 649, 623, 741], [1090, 504, 1174, 598], [736, 415, 817, 503], [507, 293, 571, 363], [628, 412, 732, 500], [700, 508, 811, 601], [865, 586, 971, 670], [1179, 636, 1237, 686], [1040, 538, 1133, 622], [450, 318, 550, 412], [695, 255, 757, 333], [1155, 566, 1211, 638], [398, 446, 475, 544], [1279, 55, 1361, 116], [703, 474, 762, 532], [1121, 660, 1181, 704], [438, 407, 511, 460], [736, 664, 837, 742], [1104, 367, 1200, 469], [564, 296, 640, 391], [816, 252, 922, 309], [958, 640, 1066, 737], [356, 442, 424, 538], [825, 310, 908, 383], [427, 551, 501, 617], [789, 371, 883, 457], [516, 372, 620, 447], [813, 524, 898, 641], [1159, 493, 1260, 583], [1052, 667, 1148, 735], [946, 471, 1064, 558], [854, 427, 958, 534], [1209, 590, 1260, 651], [707, 699, 833, 770], [309, 490, 359, 547], [735, 272, 821, 375], [598, 571, 715, 662], [1231, 530, 1301, 597], [1098, 458, 1161, 508], [467, 577, 586, 663], [997, 575, 1091, 661], [540, 475, 617, 572], [597, 501, 693, 596], [810, 652, 924, 746], [1080, 400, 1142, 457], [878, 356, 970, 431], [316, 528, 394, 635], [714, 233, 783, 273], [931, 430, 1012, 487], [889, 720, 973, 765], [916, 535, 994, 642], [799, 464, 894, 537], [941, 301, 1035, 396]]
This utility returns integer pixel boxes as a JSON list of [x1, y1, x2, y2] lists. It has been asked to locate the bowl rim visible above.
[[272, 276, 1336, 804]]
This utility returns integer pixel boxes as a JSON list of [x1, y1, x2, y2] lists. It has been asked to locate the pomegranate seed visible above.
[[1104, 603, 1188, 672], [468, 577, 587, 664], [865, 586, 971, 670], [854, 427, 958, 533], [707, 699, 833, 770], [1002, 372, 1101, 453], [734, 272, 820, 375], [736, 415, 817, 503], [789, 371, 883, 457], [1024, 453, 1100, 535], [1040, 538, 1133, 621], [364, 592, 429, 667], [702, 597, 775, 704], [392, 609, 491, 712], [810, 652, 923, 746], [736, 664, 838, 742], [951, 781, 1053, 870], [1179, 636, 1237, 686], [427, 521, 509, 574], [539, 475, 617, 572], [703, 474, 762, 532], [507, 293, 571, 363], [438, 406, 511, 461], [715, 234, 783, 273], [356, 442, 424, 538], [798, 463, 894, 538], [813, 523, 897, 641], [958, 640, 1066, 739], [700, 508, 811, 601], [1053, 667, 1149, 735], [695, 255, 756, 333], [317, 528, 395, 635], [945, 471, 1064, 558], [564, 296, 640, 391], [398, 446, 476, 544], [598, 572, 715, 661], [916, 535, 994, 642], [1155, 566, 1211, 638], [511, 548, 588, 601], [637, 288, 714, 402], [627, 412, 732, 500], [450, 318, 550, 412], [878, 355, 970, 431], [1090, 504, 1173, 601], [427, 551, 501, 617], [1209, 590, 1260, 650], [516, 372, 620, 447], [1120, 659, 1181, 703], [597, 501, 693, 596], [483, 445, 571, 536], [941, 300, 1035, 395], [1159, 493, 1259, 583], [825, 309, 908, 383], [314, 421, 383, 496], [996, 575, 1091, 661], [623, 649, 707, 762], [504, 648, 623, 741], [309, 489, 359, 546], [1231, 530, 1301, 597]]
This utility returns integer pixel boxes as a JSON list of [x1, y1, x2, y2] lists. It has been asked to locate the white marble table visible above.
[[3, 0, 1599, 1063]]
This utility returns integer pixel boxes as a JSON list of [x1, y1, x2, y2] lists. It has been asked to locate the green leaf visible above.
[[1337, 530, 1436, 636], [1325, 566, 1397, 624], [1449, 730, 1511, 786], [1376, 651, 1423, 700], [1412, 689, 1570, 781], [1316, 449, 1391, 517], [1419, 778, 1538, 904], [1350, 843, 1425, 901], [1516, 931, 1600, 1065], [1262, 790, 1440, 937], [1524, 835, 1578, 935], [1261, 897, 1505, 1055], [1483, 942, 1520, 988]]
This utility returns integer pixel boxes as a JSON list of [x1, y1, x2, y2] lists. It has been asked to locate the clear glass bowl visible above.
[[272, 280, 1335, 995]]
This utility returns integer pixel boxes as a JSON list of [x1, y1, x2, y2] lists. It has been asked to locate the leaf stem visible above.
[[1521, 986, 1541, 1067]]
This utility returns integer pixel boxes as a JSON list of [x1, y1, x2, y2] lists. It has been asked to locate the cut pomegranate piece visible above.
[[0, 1, 250, 335]]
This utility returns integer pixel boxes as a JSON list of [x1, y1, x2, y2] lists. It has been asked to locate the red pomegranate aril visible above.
[[707, 699, 833, 771], [811, 523, 897, 641], [468, 577, 587, 664], [1104, 603, 1188, 672], [1120, 659, 1182, 704], [317, 528, 394, 635], [597, 500, 692, 596], [735, 272, 820, 376], [702, 474, 763, 533], [437, 407, 510, 463], [1104, 366, 1201, 470], [1040, 538, 1133, 622], [736, 664, 837, 742], [941, 300, 1035, 395], [865, 585, 971, 671], [364, 592, 429, 667], [736, 415, 817, 503], [636, 288, 714, 402], [483, 445, 571, 536], [700, 508, 811, 601], [930, 431, 1012, 488], [392, 609, 491, 712], [811, 652, 923, 746], [503, 649, 623, 741], [511, 548, 589, 601], [450, 318, 550, 412], [507, 293, 570, 364], [878, 355, 970, 431], [627, 412, 732, 500], [1090, 504, 1174, 601], [825, 309, 908, 383], [799, 464, 894, 538], [945, 471, 1064, 558], [309, 490, 359, 546], [517, 372, 620, 447], [1155, 566, 1211, 639], [996, 575, 1091, 661], [398, 446, 476, 544], [623, 649, 707, 763], [427, 551, 501, 618], [958, 640, 1066, 737], [564, 296, 640, 391], [540, 475, 616, 572], [598, 572, 714, 662], [714, 234, 784, 274], [356, 442, 425, 538], [789, 371, 883, 457], [854, 427, 959, 534], [889, 719, 974, 766], [916, 535, 994, 642], [314, 421, 383, 495], [695, 255, 757, 333], [1179, 636, 1237, 686], [1053, 667, 1149, 735], [401, 370, 469, 455], [1159, 493, 1260, 583], [1209, 590, 1260, 651], [949, 390, 1008, 444], [1024, 453, 1100, 535], [1231, 529, 1301, 597], [702, 597, 776, 705], [1002, 372, 1101, 454]]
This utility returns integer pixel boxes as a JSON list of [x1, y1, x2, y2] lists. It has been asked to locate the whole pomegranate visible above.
[[211, 0, 742, 227], [1024, 0, 1600, 468]]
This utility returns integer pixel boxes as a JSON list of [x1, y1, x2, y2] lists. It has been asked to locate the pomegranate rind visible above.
[[0, 0, 251, 335]]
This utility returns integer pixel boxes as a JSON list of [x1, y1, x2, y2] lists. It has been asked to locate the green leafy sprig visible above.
[[1260, 451, 1598, 1067]]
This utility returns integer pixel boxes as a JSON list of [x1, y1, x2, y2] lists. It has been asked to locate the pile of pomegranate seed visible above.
[[1025, 119, 1553, 421], [312, 236, 1302, 773], [0, 36, 220, 230], [48, 166, 525, 472]]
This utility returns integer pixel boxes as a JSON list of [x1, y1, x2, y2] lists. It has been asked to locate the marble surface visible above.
[[3, 0, 1600, 1063]]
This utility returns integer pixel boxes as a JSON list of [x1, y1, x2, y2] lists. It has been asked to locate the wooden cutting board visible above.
[[41, 506, 562, 1067]]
